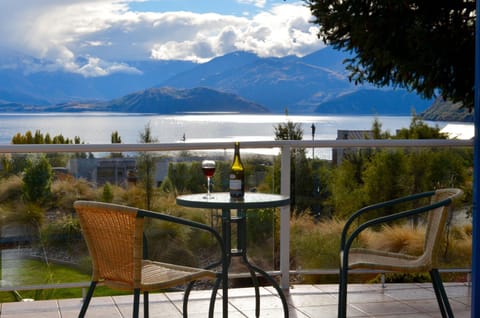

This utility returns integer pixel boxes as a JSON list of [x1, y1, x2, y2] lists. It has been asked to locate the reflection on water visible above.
[[0, 112, 462, 159]]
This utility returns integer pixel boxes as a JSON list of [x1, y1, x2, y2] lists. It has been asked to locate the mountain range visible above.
[[0, 47, 435, 115]]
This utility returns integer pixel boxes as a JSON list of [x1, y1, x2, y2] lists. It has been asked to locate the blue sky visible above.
[[0, 0, 323, 77], [129, 0, 289, 15]]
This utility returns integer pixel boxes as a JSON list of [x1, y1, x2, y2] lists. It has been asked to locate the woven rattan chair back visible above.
[[74, 201, 221, 318], [75, 201, 141, 289]]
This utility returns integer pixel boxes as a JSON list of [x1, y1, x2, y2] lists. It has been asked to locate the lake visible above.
[[0, 112, 463, 159]]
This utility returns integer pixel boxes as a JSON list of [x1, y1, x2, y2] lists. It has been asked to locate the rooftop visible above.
[[0, 282, 471, 317]]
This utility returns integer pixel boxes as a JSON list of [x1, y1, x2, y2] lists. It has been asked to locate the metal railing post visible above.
[[280, 145, 291, 290]]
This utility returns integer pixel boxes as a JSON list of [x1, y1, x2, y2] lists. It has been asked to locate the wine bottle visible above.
[[229, 141, 245, 199]]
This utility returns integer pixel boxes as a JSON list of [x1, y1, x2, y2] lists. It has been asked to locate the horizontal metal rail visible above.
[[0, 139, 473, 153], [0, 268, 470, 292]]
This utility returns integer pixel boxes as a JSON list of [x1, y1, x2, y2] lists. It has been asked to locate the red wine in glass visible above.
[[202, 167, 216, 178], [201, 160, 216, 198]]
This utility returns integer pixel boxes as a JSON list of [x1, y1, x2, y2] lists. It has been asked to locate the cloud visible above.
[[237, 0, 267, 8], [0, 0, 323, 76]]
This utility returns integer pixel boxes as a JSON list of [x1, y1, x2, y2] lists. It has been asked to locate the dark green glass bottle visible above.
[[229, 142, 245, 199]]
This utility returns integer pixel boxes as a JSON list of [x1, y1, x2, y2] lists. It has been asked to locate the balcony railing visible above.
[[0, 138, 473, 291]]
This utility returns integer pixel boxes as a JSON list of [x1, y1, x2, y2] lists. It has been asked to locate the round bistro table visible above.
[[176, 192, 290, 318]]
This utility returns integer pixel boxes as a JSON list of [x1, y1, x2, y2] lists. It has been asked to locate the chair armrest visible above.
[[138, 209, 226, 270]]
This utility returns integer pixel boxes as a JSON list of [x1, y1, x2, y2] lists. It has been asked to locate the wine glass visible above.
[[201, 160, 216, 199]]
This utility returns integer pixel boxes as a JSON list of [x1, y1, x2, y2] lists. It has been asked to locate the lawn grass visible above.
[[0, 257, 130, 302]]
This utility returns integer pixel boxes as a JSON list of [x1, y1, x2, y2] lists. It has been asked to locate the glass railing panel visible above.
[[289, 145, 473, 285], [0, 141, 473, 299]]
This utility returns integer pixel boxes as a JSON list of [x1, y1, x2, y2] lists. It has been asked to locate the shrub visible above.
[[40, 214, 83, 250], [291, 216, 346, 283], [101, 183, 114, 203]]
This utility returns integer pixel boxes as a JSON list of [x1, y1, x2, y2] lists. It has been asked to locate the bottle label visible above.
[[229, 179, 242, 190]]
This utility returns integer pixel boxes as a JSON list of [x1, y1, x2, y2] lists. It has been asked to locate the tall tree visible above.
[[137, 123, 157, 210], [110, 131, 123, 158], [274, 117, 313, 214], [306, 0, 476, 109]]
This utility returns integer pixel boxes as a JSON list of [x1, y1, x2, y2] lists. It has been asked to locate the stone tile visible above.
[[300, 304, 365, 318], [0, 283, 471, 317], [1, 299, 60, 318], [352, 300, 420, 316]]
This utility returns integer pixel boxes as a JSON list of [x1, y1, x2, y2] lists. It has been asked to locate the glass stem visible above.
[[207, 177, 211, 196]]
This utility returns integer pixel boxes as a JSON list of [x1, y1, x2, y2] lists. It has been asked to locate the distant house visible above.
[[67, 158, 137, 187], [332, 130, 374, 165], [67, 157, 170, 187]]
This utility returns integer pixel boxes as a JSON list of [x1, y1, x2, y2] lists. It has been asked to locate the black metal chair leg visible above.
[[183, 281, 196, 318], [143, 291, 149, 318], [247, 266, 261, 318], [133, 289, 141, 318], [246, 262, 289, 318], [79, 281, 97, 318], [430, 269, 455, 318], [338, 268, 348, 318], [209, 276, 222, 318]]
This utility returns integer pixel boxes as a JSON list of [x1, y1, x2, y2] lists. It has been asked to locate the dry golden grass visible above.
[[51, 177, 96, 211], [0, 175, 23, 201], [362, 223, 425, 255], [291, 214, 471, 284]]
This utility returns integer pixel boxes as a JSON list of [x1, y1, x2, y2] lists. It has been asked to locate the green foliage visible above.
[[330, 116, 472, 218], [11, 130, 87, 166], [168, 162, 189, 193], [371, 117, 392, 139], [274, 118, 315, 214], [331, 159, 366, 218], [137, 122, 158, 209], [291, 216, 345, 283], [110, 130, 123, 158], [40, 214, 83, 250], [274, 120, 303, 141], [394, 116, 448, 139], [246, 208, 276, 243], [101, 182, 114, 203], [111, 131, 122, 143], [22, 156, 53, 204], [363, 150, 408, 206], [188, 161, 207, 193], [159, 176, 175, 193], [306, 0, 476, 109]]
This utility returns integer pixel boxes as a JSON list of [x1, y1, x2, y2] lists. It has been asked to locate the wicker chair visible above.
[[338, 188, 463, 318], [74, 201, 225, 318]]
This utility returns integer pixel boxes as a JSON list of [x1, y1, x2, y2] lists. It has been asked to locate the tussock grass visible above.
[[291, 214, 471, 284], [50, 177, 96, 211], [362, 223, 425, 255], [0, 175, 23, 201]]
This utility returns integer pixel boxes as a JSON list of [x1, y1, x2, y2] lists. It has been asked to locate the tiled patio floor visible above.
[[0, 282, 471, 317]]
